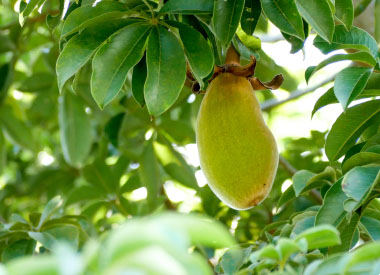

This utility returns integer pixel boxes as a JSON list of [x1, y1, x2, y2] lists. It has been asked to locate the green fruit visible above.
[[196, 73, 278, 210]]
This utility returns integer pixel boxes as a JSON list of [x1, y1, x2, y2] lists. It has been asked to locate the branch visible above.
[[279, 155, 297, 176], [261, 73, 337, 111], [278, 155, 323, 204]]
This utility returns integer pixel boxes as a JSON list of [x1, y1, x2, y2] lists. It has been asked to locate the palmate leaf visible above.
[[144, 26, 186, 116], [91, 22, 151, 108], [167, 21, 214, 86], [57, 19, 139, 92], [60, 1, 130, 37]]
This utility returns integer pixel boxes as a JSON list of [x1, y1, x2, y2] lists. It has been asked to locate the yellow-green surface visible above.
[[196, 73, 279, 210]]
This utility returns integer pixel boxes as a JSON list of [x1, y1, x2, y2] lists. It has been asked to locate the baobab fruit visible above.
[[196, 73, 279, 210]]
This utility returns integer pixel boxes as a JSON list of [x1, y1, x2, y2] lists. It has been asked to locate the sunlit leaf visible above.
[[91, 23, 151, 108], [261, 0, 304, 40], [212, 0, 245, 47], [144, 26, 186, 116], [58, 91, 93, 167], [325, 100, 380, 161]]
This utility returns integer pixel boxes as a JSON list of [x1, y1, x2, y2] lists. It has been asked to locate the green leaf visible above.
[[153, 135, 198, 190], [144, 26, 186, 116], [294, 225, 341, 250], [342, 241, 380, 273], [292, 215, 316, 235], [329, 212, 360, 253], [117, 110, 150, 159], [277, 185, 296, 208], [160, 119, 196, 145], [212, 0, 245, 46], [325, 100, 380, 161], [314, 25, 379, 58], [139, 140, 162, 209], [219, 247, 251, 275], [22, 0, 44, 17], [305, 52, 376, 83], [376, 0, 380, 43], [315, 179, 348, 226], [6, 256, 58, 275], [282, 31, 305, 54], [17, 73, 54, 93], [241, 0, 261, 35], [341, 166, 380, 211], [131, 56, 147, 107], [91, 23, 151, 108], [82, 159, 118, 194], [28, 232, 56, 251], [334, 67, 373, 110], [312, 88, 380, 117], [159, 0, 214, 14], [29, 225, 79, 250], [261, 0, 304, 40], [105, 113, 125, 147], [120, 172, 142, 194], [153, 212, 236, 248], [253, 244, 280, 261], [0, 63, 14, 102], [277, 238, 302, 260], [342, 152, 380, 173], [361, 214, 380, 240], [304, 253, 343, 275], [38, 196, 63, 229], [57, 19, 137, 92], [292, 170, 316, 196], [61, 1, 129, 37], [335, 0, 354, 31], [168, 21, 214, 85], [295, 0, 334, 42], [65, 185, 104, 206], [0, 132, 6, 175], [58, 91, 93, 167], [0, 105, 36, 151], [1, 239, 36, 262]]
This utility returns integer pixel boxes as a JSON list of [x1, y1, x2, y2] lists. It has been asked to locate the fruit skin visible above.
[[196, 73, 278, 210]]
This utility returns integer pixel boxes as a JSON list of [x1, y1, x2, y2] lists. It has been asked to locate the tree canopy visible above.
[[0, 0, 380, 274]]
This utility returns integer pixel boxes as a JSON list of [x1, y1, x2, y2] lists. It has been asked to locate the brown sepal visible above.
[[249, 74, 284, 90]]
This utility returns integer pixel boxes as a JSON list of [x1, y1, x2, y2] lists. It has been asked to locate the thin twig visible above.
[[279, 155, 297, 176], [261, 73, 337, 111], [279, 155, 323, 204]]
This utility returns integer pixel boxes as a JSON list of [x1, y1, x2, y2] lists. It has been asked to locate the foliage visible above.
[[0, 0, 380, 274]]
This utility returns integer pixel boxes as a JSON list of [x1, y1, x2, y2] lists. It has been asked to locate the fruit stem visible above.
[[225, 45, 240, 65]]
